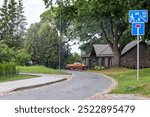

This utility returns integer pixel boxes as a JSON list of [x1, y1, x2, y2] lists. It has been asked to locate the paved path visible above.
[[0, 71, 113, 100], [0, 73, 70, 94]]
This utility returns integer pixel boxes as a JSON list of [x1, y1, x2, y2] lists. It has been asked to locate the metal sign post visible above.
[[129, 10, 148, 81], [136, 26, 140, 81]]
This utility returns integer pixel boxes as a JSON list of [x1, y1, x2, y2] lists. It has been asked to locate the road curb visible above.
[[0, 74, 72, 95], [10, 78, 67, 93], [86, 73, 118, 100], [98, 74, 118, 94]]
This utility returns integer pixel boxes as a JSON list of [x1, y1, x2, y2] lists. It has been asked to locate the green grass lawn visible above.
[[17, 65, 66, 74], [91, 68, 150, 97], [0, 74, 36, 83], [0, 66, 66, 83]]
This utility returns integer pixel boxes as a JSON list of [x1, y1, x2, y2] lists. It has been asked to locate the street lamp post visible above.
[[58, 0, 63, 69]]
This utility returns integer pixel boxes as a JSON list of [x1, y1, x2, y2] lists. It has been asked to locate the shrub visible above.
[[15, 49, 31, 66], [94, 66, 105, 71], [0, 62, 17, 78], [0, 43, 15, 63]]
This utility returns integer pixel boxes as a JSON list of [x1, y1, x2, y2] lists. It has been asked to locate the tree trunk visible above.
[[112, 41, 121, 67], [100, 20, 121, 67]]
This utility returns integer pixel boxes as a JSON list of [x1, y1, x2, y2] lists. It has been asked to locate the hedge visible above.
[[0, 63, 17, 78]]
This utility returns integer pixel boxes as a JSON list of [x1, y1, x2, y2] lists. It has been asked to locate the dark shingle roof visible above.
[[93, 44, 113, 57], [121, 40, 142, 55], [82, 40, 143, 58]]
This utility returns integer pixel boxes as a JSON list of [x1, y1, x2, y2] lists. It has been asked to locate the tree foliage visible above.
[[43, 0, 150, 67], [25, 21, 72, 68], [15, 49, 31, 66], [0, 0, 9, 41], [0, 0, 27, 48], [25, 22, 59, 68], [0, 41, 15, 63], [67, 52, 81, 64]]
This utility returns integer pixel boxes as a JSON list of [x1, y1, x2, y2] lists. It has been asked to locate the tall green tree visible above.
[[25, 22, 60, 68], [0, 0, 27, 48], [25, 23, 41, 65], [0, 0, 9, 41], [38, 21, 59, 67], [8, 0, 17, 47], [15, 0, 27, 48], [40, 8, 74, 68]]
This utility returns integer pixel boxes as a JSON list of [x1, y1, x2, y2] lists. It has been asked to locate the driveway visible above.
[[0, 71, 113, 100]]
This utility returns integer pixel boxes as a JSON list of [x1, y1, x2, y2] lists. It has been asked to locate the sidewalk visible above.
[[0, 73, 71, 94]]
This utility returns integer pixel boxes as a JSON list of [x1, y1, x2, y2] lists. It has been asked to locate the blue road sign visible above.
[[132, 23, 145, 36], [129, 10, 148, 23]]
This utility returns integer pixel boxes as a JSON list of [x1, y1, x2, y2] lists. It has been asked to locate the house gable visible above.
[[92, 44, 113, 57]]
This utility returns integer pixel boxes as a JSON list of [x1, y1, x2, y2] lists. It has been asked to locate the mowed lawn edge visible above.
[[88, 68, 150, 97], [0, 66, 67, 83], [0, 74, 36, 83], [17, 66, 67, 74]]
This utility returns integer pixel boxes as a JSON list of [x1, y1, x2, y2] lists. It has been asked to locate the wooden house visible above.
[[121, 40, 150, 68], [81, 40, 150, 69], [82, 44, 113, 68]]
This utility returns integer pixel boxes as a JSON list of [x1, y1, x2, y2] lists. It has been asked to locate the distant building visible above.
[[81, 40, 150, 69]]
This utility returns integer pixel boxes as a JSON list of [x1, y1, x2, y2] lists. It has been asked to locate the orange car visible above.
[[66, 62, 87, 70]]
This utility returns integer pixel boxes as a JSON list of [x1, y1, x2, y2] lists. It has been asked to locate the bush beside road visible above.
[[0, 62, 17, 78]]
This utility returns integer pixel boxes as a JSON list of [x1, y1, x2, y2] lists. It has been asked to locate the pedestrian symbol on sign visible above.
[[129, 10, 148, 23], [129, 9, 148, 81]]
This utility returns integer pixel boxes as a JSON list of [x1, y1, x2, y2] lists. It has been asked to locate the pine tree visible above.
[[15, 0, 27, 48], [8, 0, 17, 47], [0, 0, 27, 48], [0, 0, 9, 41]]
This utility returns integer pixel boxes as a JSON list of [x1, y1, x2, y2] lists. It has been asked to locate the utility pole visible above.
[[58, 0, 63, 69]]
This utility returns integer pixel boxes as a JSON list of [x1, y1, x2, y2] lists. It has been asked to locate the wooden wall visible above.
[[121, 43, 150, 68]]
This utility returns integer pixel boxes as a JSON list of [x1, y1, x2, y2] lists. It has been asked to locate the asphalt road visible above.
[[0, 71, 112, 100]]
